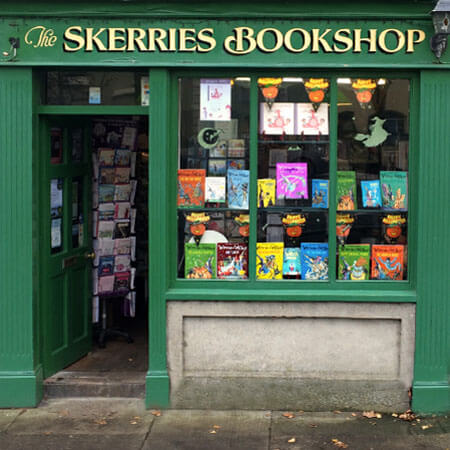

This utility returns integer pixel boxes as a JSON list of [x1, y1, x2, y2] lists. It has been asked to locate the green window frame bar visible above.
[[167, 70, 419, 302]]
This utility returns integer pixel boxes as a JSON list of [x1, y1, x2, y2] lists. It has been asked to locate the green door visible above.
[[40, 116, 93, 378]]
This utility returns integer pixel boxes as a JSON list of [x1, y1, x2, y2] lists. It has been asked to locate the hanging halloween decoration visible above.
[[257, 77, 283, 109], [336, 213, 354, 245], [304, 78, 329, 111], [282, 213, 306, 240], [197, 127, 222, 149], [186, 212, 210, 245], [382, 214, 406, 243], [354, 116, 391, 147], [351, 79, 377, 109], [234, 214, 250, 239]]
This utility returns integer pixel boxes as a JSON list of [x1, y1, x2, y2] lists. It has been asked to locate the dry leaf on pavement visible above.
[[287, 437, 296, 443], [309, 423, 318, 428], [421, 424, 432, 430], [362, 411, 382, 419], [332, 438, 349, 448], [282, 412, 295, 419], [209, 430, 217, 434], [94, 418, 107, 425], [398, 410, 416, 421], [151, 410, 162, 417], [213, 425, 221, 429]]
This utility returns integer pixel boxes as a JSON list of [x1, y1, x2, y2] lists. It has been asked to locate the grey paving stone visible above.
[[0, 409, 23, 432]]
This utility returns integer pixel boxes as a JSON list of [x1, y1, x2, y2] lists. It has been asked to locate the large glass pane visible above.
[[257, 77, 330, 280], [178, 77, 250, 280], [337, 78, 409, 281]]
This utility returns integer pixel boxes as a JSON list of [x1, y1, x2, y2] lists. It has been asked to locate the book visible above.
[[311, 179, 329, 208], [371, 244, 404, 280], [114, 220, 131, 239], [282, 247, 301, 276], [98, 148, 115, 166], [184, 243, 216, 279], [295, 103, 329, 135], [121, 127, 137, 149], [259, 102, 295, 135], [98, 184, 115, 203], [114, 184, 132, 202], [208, 159, 227, 176], [114, 255, 131, 273], [99, 167, 115, 184], [300, 243, 329, 280], [256, 242, 284, 279], [276, 162, 308, 199], [95, 238, 115, 256], [227, 159, 246, 170], [217, 242, 248, 279], [227, 169, 249, 209], [205, 177, 226, 203], [209, 141, 227, 158], [114, 238, 132, 255], [361, 180, 382, 208], [177, 169, 206, 207], [337, 171, 357, 211], [97, 221, 115, 239], [257, 179, 276, 207], [98, 202, 115, 220], [114, 149, 131, 167], [98, 256, 114, 276], [338, 244, 371, 280], [130, 208, 137, 233], [130, 179, 138, 205], [114, 272, 130, 291], [114, 167, 131, 184], [98, 275, 115, 294], [380, 171, 408, 210], [114, 202, 130, 220], [227, 139, 245, 158]]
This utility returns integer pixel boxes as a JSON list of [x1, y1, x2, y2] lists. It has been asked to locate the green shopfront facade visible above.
[[0, 1, 448, 414]]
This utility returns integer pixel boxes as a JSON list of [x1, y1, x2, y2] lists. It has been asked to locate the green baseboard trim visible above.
[[0, 366, 43, 408], [145, 370, 170, 409], [412, 382, 450, 414]]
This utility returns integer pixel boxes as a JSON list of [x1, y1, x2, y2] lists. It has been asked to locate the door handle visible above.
[[84, 251, 96, 260]]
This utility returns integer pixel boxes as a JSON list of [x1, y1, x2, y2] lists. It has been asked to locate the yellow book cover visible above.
[[256, 242, 284, 279], [257, 179, 276, 208]]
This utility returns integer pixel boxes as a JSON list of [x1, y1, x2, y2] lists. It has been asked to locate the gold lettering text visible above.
[[256, 28, 284, 53], [85, 28, 107, 52], [224, 27, 257, 55], [179, 28, 197, 52], [126, 28, 147, 51], [353, 29, 377, 53], [311, 28, 333, 53], [378, 29, 405, 53], [406, 29, 426, 53], [284, 28, 311, 52], [63, 26, 84, 52], [333, 28, 353, 52], [108, 28, 127, 51], [197, 28, 216, 52]]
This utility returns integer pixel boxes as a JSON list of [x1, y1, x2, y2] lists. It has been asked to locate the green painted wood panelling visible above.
[[412, 70, 450, 414], [0, 67, 42, 406]]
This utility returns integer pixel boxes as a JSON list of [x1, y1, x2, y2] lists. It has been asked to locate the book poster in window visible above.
[[296, 103, 329, 135], [200, 79, 231, 121]]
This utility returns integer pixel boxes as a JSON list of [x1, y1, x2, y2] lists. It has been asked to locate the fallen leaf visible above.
[[421, 424, 432, 430], [333, 410, 342, 414], [297, 410, 304, 415], [133, 416, 141, 420], [309, 423, 318, 428], [416, 418, 421, 423], [94, 419, 107, 425], [331, 438, 349, 448], [398, 410, 416, 421], [287, 437, 296, 443], [392, 413, 398, 418], [362, 411, 382, 419], [43, 431, 53, 436], [213, 425, 221, 429], [209, 430, 217, 434], [130, 421, 138, 425], [58, 410, 70, 417], [351, 413, 357, 417], [282, 412, 295, 419], [151, 410, 162, 417]]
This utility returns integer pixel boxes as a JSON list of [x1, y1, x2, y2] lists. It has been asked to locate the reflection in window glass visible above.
[[257, 77, 329, 281], [72, 177, 84, 249], [178, 78, 250, 280], [50, 128, 63, 164], [337, 79, 409, 281], [50, 178, 64, 254]]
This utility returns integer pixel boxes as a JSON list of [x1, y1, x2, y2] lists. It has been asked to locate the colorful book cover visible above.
[[257, 179, 276, 207], [338, 244, 371, 281], [98, 148, 115, 166], [99, 167, 116, 184], [98, 203, 115, 220], [177, 169, 206, 207], [227, 139, 245, 158], [98, 184, 115, 203], [113, 220, 130, 239], [208, 159, 227, 176], [227, 159, 246, 170], [114, 255, 131, 273], [205, 177, 226, 203], [380, 171, 408, 210], [114, 184, 131, 202], [217, 242, 248, 279], [209, 141, 227, 158], [371, 244, 404, 280], [256, 242, 284, 280], [337, 171, 357, 211], [97, 221, 115, 239], [276, 163, 308, 199], [184, 243, 216, 279], [115, 167, 131, 184], [98, 256, 114, 276], [95, 238, 115, 256], [114, 202, 130, 219], [361, 180, 382, 208], [227, 169, 250, 209], [295, 103, 329, 135], [114, 272, 130, 291], [259, 102, 295, 135], [114, 149, 131, 167], [200, 79, 232, 121], [98, 275, 115, 294], [300, 243, 329, 280], [114, 238, 132, 255], [311, 179, 329, 208], [283, 247, 301, 276]]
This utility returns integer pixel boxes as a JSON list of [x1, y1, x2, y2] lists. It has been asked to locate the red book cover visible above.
[[371, 245, 404, 280], [217, 242, 248, 279], [177, 169, 206, 207]]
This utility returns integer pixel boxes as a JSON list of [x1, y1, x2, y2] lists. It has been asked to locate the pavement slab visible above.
[[0, 409, 23, 432], [143, 409, 271, 450]]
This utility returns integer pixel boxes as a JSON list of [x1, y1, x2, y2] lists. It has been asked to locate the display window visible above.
[[176, 75, 410, 282]]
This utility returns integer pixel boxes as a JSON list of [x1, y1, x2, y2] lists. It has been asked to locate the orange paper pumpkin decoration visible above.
[[190, 223, 206, 236], [286, 225, 302, 237], [386, 225, 402, 239], [239, 224, 250, 237], [262, 85, 279, 99]]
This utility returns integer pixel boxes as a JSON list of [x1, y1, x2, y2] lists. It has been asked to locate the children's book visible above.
[[209, 141, 227, 158], [184, 243, 216, 279], [338, 244, 371, 280], [114, 238, 132, 255], [257, 179, 276, 208], [371, 244, 404, 280], [256, 242, 284, 280], [98, 275, 115, 294], [114, 220, 131, 239], [300, 243, 329, 280], [114, 255, 131, 273], [217, 242, 248, 279], [177, 169, 206, 207], [205, 177, 226, 203], [98, 256, 114, 276], [227, 139, 246, 158], [98, 185, 115, 203], [311, 179, 329, 208], [227, 169, 249, 209], [114, 184, 132, 202], [337, 171, 357, 211], [97, 221, 115, 239], [295, 103, 329, 135], [98, 148, 115, 166], [114, 202, 130, 220], [98, 203, 115, 220], [227, 159, 246, 170], [259, 103, 295, 135], [361, 180, 382, 208], [114, 272, 130, 291], [99, 168, 116, 184], [208, 159, 227, 176], [276, 163, 308, 199], [114, 149, 131, 167], [115, 167, 131, 184], [282, 247, 301, 276], [380, 171, 408, 210], [95, 238, 115, 257]]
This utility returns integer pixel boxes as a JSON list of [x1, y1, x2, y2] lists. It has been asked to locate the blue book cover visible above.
[[227, 169, 249, 209], [98, 256, 114, 276], [300, 243, 329, 280], [361, 180, 382, 208], [283, 248, 301, 275], [311, 179, 329, 208]]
